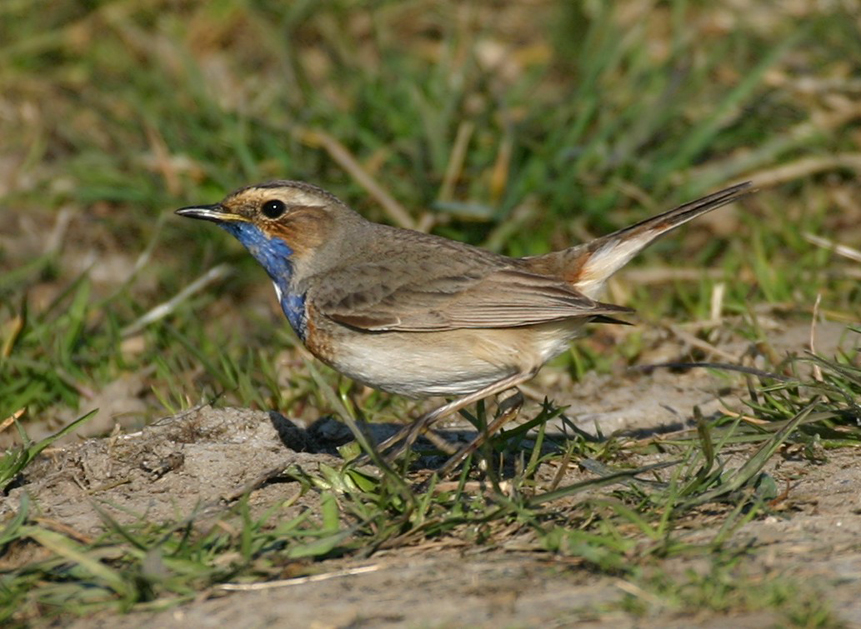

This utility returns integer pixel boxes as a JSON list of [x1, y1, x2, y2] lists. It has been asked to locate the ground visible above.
[[3, 320, 858, 627]]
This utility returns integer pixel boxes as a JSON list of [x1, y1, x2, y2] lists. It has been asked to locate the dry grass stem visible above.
[[295, 127, 416, 230]]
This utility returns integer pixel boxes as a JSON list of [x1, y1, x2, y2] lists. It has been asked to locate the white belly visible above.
[[327, 321, 584, 398]]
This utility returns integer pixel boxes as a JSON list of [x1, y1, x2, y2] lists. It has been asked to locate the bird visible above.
[[177, 180, 753, 467]]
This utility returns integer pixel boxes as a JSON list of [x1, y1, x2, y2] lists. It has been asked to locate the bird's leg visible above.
[[419, 427, 459, 455], [378, 371, 535, 463], [436, 388, 524, 477]]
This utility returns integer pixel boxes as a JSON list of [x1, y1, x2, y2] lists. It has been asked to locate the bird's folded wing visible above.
[[314, 265, 633, 332]]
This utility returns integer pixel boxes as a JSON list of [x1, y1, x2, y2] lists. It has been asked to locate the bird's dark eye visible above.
[[261, 199, 286, 219]]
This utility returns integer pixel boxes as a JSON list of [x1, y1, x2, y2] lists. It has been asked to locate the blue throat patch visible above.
[[220, 222, 308, 340]]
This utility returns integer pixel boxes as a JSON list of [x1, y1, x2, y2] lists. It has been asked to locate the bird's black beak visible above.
[[175, 204, 245, 224]]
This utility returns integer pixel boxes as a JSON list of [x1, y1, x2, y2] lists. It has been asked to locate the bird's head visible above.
[[176, 180, 360, 284]]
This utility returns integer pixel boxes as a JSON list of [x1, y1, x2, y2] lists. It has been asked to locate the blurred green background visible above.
[[1, 0, 859, 437]]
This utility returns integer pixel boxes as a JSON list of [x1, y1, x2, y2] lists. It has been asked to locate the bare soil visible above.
[[2, 320, 860, 627]]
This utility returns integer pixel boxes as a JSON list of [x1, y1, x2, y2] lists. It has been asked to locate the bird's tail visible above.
[[523, 182, 754, 299]]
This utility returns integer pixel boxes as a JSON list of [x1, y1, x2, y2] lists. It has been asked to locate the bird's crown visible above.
[[221, 180, 345, 221]]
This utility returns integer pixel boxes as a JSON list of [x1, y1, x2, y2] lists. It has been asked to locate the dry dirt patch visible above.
[[42, 444, 861, 628]]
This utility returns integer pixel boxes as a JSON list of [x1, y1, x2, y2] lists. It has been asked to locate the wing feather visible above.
[[314, 265, 632, 332]]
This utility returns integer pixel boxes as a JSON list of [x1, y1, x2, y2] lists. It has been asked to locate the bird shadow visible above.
[[267, 409, 697, 474]]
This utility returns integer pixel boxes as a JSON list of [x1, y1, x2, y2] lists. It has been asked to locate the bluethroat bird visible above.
[[177, 180, 752, 467]]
